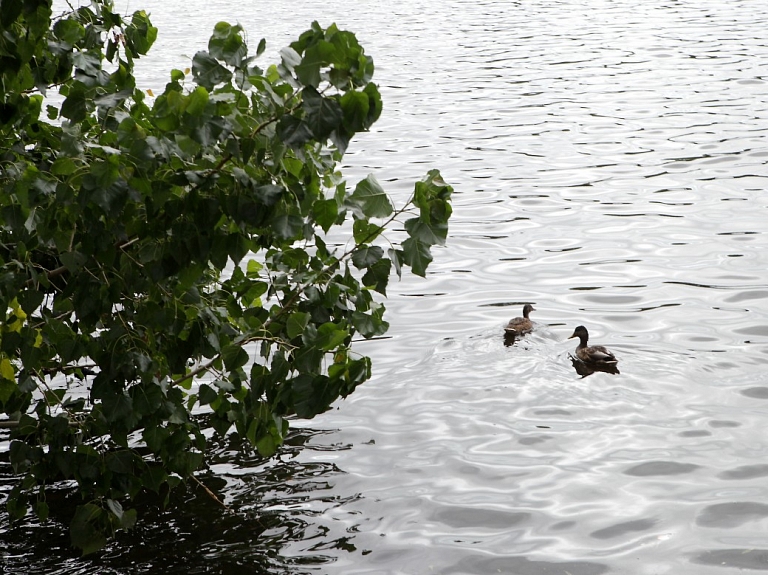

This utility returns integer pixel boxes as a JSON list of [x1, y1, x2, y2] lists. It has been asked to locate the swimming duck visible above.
[[568, 325, 618, 364], [504, 304, 536, 336]]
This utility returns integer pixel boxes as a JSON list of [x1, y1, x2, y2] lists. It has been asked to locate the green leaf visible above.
[[405, 216, 448, 247], [171, 450, 204, 476], [35, 501, 50, 523], [362, 83, 383, 126], [198, 384, 218, 405], [401, 237, 433, 278], [0, 379, 16, 404], [302, 86, 343, 140], [295, 40, 336, 87], [246, 259, 263, 277], [141, 466, 168, 493], [239, 137, 256, 163], [132, 383, 162, 416], [413, 169, 454, 223], [126, 11, 158, 56], [340, 90, 369, 132], [0, 359, 15, 382], [221, 344, 249, 371], [362, 258, 392, 295], [106, 451, 136, 474], [14, 415, 38, 437], [60, 251, 88, 272], [346, 175, 392, 218], [95, 88, 133, 109], [352, 219, 384, 244], [277, 114, 314, 149], [351, 245, 383, 269], [18, 289, 45, 315], [72, 51, 102, 77], [245, 418, 259, 445], [330, 127, 351, 154], [9, 440, 33, 473], [0, 1, 22, 28], [70, 504, 107, 555], [102, 392, 134, 424], [186, 86, 209, 116], [43, 389, 66, 406], [254, 184, 283, 206], [192, 51, 233, 90], [51, 158, 77, 176], [287, 312, 310, 339], [313, 199, 338, 232], [352, 310, 389, 338], [315, 323, 349, 351], [6, 491, 28, 521], [208, 22, 247, 67], [60, 83, 88, 122], [272, 214, 304, 239], [256, 433, 278, 457], [388, 248, 404, 278]]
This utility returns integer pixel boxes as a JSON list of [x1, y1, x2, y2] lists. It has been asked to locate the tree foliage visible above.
[[0, 0, 452, 553]]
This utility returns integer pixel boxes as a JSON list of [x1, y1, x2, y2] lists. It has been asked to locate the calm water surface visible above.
[[5, 0, 768, 573]]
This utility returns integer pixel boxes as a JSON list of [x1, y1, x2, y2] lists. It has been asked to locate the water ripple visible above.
[[18, 0, 768, 573]]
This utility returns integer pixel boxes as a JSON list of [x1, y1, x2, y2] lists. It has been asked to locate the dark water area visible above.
[[3, 0, 768, 573]]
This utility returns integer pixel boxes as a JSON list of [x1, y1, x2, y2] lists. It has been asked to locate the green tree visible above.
[[0, 0, 452, 553]]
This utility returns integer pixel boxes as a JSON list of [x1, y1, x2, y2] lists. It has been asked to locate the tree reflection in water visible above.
[[0, 423, 356, 574]]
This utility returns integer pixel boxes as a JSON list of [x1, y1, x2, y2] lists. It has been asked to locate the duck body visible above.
[[569, 325, 618, 364], [505, 304, 536, 336]]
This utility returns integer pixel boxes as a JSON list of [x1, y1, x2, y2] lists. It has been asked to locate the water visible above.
[[4, 0, 768, 572]]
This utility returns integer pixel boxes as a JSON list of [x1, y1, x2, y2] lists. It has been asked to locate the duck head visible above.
[[568, 325, 588, 341]]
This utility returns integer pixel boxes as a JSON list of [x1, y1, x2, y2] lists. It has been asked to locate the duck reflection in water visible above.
[[568, 325, 620, 377], [503, 304, 535, 346], [570, 356, 620, 377]]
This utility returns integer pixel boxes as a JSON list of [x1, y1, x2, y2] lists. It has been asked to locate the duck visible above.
[[504, 304, 536, 336], [568, 325, 618, 364]]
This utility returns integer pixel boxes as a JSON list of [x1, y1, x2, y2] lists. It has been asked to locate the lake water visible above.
[[4, 0, 768, 573]]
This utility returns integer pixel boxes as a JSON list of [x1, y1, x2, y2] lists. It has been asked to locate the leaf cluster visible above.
[[0, 1, 452, 553]]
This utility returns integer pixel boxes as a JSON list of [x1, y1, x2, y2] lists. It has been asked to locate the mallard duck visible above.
[[568, 325, 618, 364], [504, 304, 536, 336]]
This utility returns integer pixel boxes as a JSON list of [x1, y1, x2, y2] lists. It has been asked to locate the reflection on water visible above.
[[570, 355, 621, 377], [7, 0, 768, 573], [0, 427, 350, 574]]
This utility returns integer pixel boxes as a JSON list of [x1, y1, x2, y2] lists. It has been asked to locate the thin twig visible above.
[[191, 475, 232, 512]]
